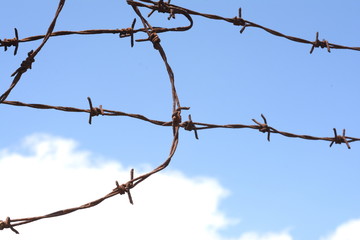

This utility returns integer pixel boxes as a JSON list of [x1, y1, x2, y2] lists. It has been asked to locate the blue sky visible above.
[[1, 1, 360, 239]]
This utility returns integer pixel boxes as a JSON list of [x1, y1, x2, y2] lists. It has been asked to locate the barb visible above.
[[119, 18, 138, 47], [0, 28, 19, 55], [252, 114, 271, 141], [330, 128, 351, 149], [87, 97, 104, 125], [0, 217, 19, 234], [181, 114, 199, 140], [310, 32, 330, 54]]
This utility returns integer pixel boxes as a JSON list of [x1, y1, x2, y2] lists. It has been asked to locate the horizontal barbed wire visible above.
[[2, 100, 358, 149], [2, 0, 360, 55], [1, 0, 359, 235], [128, 0, 360, 53], [0, 23, 193, 52]]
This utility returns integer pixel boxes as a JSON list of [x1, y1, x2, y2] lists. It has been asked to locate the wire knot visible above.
[[0, 217, 19, 234], [137, 31, 161, 49], [171, 107, 190, 135], [181, 114, 199, 139], [157, 0, 170, 13], [119, 18, 136, 47], [0, 28, 19, 55], [310, 32, 330, 54], [252, 114, 271, 141], [115, 182, 127, 195], [114, 169, 134, 204], [330, 128, 351, 149], [233, 16, 245, 26], [11, 50, 35, 77], [172, 109, 182, 127], [148, 0, 175, 20], [258, 123, 270, 133], [87, 97, 104, 125], [119, 28, 133, 38], [149, 32, 161, 50], [91, 107, 103, 116], [232, 8, 247, 33]]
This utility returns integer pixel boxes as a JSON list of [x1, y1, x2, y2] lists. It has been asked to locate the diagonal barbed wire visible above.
[[1, 0, 359, 235], [0, 0, 66, 104]]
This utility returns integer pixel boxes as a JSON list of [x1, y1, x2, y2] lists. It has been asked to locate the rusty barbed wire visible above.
[[0, 0, 66, 104], [0, 28, 19, 55], [0, 23, 194, 51], [0, 1, 188, 233], [0, 0, 359, 235], [128, 0, 360, 53], [2, 99, 170, 126], [2, 100, 359, 149], [2, 0, 360, 55]]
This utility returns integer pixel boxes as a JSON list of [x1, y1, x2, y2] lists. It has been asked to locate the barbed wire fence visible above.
[[0, 0, 359, 234]]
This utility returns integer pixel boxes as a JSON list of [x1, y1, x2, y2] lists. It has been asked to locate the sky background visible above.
[[1, 0, 360, 239]]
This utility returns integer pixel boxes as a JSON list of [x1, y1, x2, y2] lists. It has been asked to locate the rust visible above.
[[330, 128, 351, 149], [0, 28, 19, 55], [0, 217, 19, 234], [87, 97, 104, 125]]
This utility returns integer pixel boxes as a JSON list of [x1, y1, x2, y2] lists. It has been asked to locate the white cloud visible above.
[[0, 134, 291, 240], [321, 219, 360, 240], [236, 231, 293, 240]]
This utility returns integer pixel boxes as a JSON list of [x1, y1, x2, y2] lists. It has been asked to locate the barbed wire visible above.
[[0, 0, 65, 104], [3, 100, 358, 149], [128, 0, 360, 53], [0, 0, 359, 234], [0, 20, 193, 53], [2, 0, 360, 55]]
